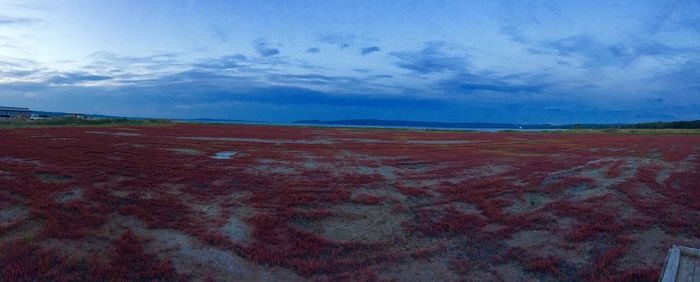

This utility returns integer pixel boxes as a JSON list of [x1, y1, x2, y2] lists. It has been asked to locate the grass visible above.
[[550, 128, 700, 135], [3, 117, 699, 135], [0, 118, 175, 129]]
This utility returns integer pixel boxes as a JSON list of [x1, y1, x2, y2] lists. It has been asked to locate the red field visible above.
[[1, 124, 699, 281]]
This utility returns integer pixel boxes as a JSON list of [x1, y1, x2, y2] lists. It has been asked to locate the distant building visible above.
[[0, 106, 31, 119], [64, 113, 87, 119], [30, 113, 51, 120]]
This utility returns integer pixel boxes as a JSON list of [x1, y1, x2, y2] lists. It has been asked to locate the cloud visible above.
[[499, 24, 530, 44], [360, 46, 381, 55], [529, 34, 687, 69], [0, 69, 38, 78], [537, 35, 623, 65], [315, 32, 355, 48], [46, 72, 112, 85], [0, 15, 37, 25], [252, 39, 280, 57], [390, 41, 468, 74], [436, 72, 548, 96], [211, 26, 229, 43], [268, 73, 362, 88], [306, 47, 320, 53], [456, 82, 544, 93], [85, 51, 183, 74], [685, 17, 700, 31], [193, 54, 248, 70]]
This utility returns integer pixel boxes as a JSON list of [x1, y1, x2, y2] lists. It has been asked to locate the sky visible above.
[[0, 0, 699, 124]]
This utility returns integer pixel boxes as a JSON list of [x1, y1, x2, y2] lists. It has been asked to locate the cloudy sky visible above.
[[0, 0, 698, 123]]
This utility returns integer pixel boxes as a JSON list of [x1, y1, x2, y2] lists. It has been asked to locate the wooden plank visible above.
[[676, 257, 691, 282], [661, 245, 681, 282], [680, 246, 700, 258]]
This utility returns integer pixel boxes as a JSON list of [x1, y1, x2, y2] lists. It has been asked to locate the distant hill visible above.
[[629, 120, 700, 129], [294, 119, 627, 129]]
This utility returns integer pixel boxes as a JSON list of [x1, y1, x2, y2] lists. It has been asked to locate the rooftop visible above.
[[0, 106, 30, 111]]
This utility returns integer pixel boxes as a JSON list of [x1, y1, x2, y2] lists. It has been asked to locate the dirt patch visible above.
[[377, 257, 460, 281], [295, 203, 409, 242], [102, 215, 300, 281], [0, 157, 43, 166], [167, 148, 203, 156], [336, 138, 390, 143], [400, 178, 441, 188], [656, 168, 673, 184], [54, 188, 83, 203], [406, 140, 480, 145], [219, 216, 249, 242], [632, 184, 665, 199], [40, 237, 110, 260], [0, 218, 43, 244], [352, 186, 406, 202], [619, 227, 700, 269], [189, 202, 221, 218], [247, 164, 297, 175], [455, 164, 511, 183], [492, 263, 529, 281], [420, 202, 483, 216], [37, 173, 73, 184], [566, 184, 612, 201], [505, 192, 552, 214], [0, 205, 28, 222], [181, 136, 332, 145], [86, 131, 143, 137], [506, 230, 556, 248], [506, 229, 591, 267], [555, 217, 577, 231], [109, 190, 131, 198], [344, 165, 397, 180]]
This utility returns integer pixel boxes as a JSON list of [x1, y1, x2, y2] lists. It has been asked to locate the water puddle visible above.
[[211, 151, 237, 160]]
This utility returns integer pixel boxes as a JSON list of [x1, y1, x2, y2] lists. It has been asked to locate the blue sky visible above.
[[0, 0, 698, 123]]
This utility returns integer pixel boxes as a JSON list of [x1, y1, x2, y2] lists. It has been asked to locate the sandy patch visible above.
[[86, 131, 143, 137], [167, 148, 203, 156], [219, 216, 249, 242], [37, 173, 73, 184], [619, 227, 700, 269], [0, 205, 28, 223], [247, 164, 297, 174], [506, 229, 591, 267], [181, 136, 332, 145], [377, 258, 460, 281], [505, 192, 552, 214], [54, 188, 83, 203], [0, 157, 43, 166], [295, 203, 409, 242], [406, 140, 480, 145], [101, 215, 300, 281]]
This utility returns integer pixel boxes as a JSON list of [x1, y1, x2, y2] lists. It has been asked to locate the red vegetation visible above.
[[90, 231, 180, 281], [351, 193, 383, 205], [397, 185, 430, 196], [0, 124, 698, 280], [606, 160, 625, 178], [0, 232, 180, 281], [526, 256, 560, 273]]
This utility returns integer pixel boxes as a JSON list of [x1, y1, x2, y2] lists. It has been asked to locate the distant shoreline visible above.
[[3, 113, 699, 133]]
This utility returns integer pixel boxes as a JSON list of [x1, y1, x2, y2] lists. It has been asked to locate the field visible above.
[[1, 124, 699, 281], [0, 118, 173, 129]]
